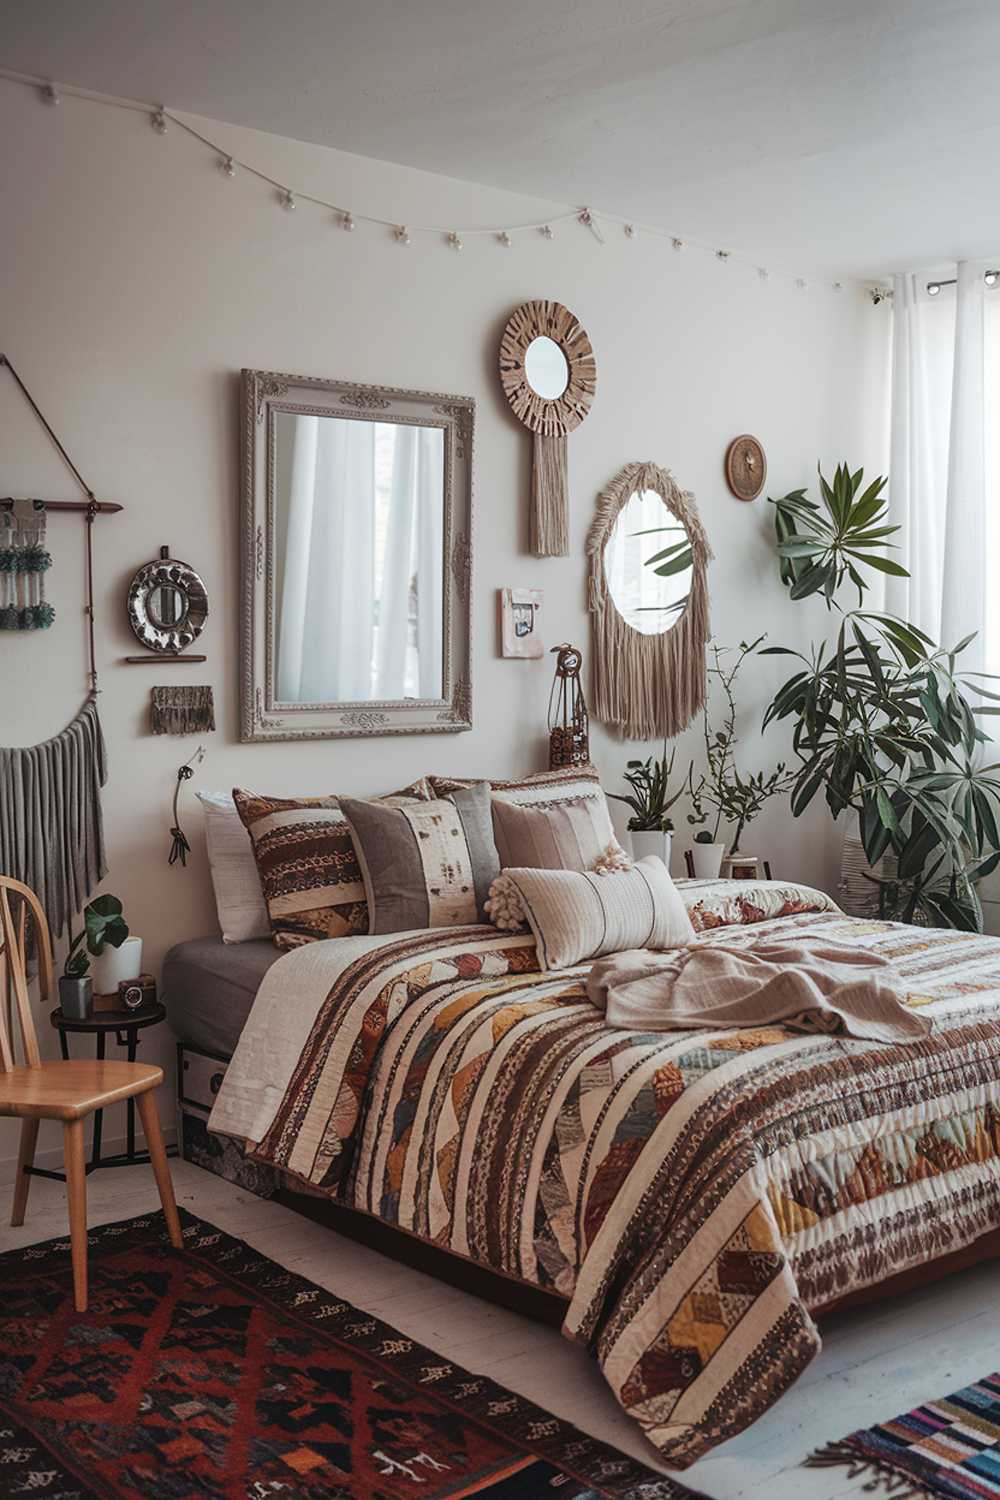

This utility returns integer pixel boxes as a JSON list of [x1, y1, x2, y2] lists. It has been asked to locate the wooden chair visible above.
[[1, 875, 182, 1311]]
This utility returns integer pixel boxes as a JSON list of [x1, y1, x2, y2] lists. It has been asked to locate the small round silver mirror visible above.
[[523, 335, 570, 400], [127, 549, 208, 654]]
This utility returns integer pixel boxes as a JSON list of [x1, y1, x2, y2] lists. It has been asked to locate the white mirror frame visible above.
[[240, 368, 474, 742]]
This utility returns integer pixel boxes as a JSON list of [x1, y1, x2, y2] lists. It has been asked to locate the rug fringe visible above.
[[805, 1442, 934, 1498]]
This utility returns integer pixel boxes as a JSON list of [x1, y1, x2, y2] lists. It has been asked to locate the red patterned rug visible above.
[[0, 1210, 703, 1499]]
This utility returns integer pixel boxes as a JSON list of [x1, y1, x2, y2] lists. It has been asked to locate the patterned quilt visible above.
[[210, 878, 1000, 1467]]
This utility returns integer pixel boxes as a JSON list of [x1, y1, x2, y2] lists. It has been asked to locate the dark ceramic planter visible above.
[[58, 974, 93, 1021]]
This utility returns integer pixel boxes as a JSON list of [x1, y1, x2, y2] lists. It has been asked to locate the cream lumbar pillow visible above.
[[488, 856, 694, 970], [197, 792, 271, 944]]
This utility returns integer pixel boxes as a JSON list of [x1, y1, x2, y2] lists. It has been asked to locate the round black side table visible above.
[[47, 1003, 176, 1175]]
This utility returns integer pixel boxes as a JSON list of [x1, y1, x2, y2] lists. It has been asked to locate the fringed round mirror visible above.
[[587, 461, 712, 740], [499, 300, 596, 556]]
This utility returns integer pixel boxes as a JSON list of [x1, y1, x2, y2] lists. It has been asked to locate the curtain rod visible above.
[[927, 270, 999, 295]]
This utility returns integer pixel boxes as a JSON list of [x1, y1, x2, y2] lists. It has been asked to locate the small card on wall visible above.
[[499, 588, 544, 658]]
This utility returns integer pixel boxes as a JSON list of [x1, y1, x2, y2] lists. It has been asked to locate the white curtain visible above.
[[276, 416, 443, 703], [887, 263, 996, 680]]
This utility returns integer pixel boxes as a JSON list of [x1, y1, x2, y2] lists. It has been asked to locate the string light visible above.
[[7, 66, 855, 293]]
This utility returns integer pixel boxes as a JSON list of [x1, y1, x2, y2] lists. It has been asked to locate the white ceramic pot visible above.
[[91, 935, 143, 994], [691, 841, 726, 879], [630, 829, 672, 870]]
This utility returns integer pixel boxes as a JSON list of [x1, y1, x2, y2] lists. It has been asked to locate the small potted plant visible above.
[[60, 895, 130, 1020], [608, 745, 686, 870]]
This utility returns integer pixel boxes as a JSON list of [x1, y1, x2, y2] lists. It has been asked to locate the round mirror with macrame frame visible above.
[[587, 460, 712, 740], [499, 300, 596, 556]]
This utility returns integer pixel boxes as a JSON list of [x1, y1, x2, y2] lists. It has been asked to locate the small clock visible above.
[[118, 974, 157, 1012], [725, 434, 767, 501]]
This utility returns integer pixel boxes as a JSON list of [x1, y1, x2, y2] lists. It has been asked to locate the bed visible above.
[[193, 877, 1000, 1468]]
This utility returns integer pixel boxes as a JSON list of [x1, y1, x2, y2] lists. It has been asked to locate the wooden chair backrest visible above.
[[0, 876, 52, 1071]]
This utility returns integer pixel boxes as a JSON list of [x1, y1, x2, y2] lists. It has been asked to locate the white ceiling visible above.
[[4, 0, 999, 277]]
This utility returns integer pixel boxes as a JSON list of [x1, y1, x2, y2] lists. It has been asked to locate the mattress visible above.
[[162, 936, 280, 1057]]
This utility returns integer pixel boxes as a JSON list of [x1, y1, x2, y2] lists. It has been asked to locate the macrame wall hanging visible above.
[[151, 685, 216, 735], [0, 352, 122, 937], [499, 301, 597, 556], [0, 498, 54, 631], [587, 460, 712, 741]]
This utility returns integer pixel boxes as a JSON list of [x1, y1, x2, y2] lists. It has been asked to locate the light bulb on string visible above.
[[340, 211, 355, 231], [671, 237, 684, 252], [624, 224, 636, 239], [447, 232, 463, 251], [757, 267, 769, 281], [279, 188, 296, 211], [40, 82, 60, 106], [394, 225, 411, 245], [151, 108, 168, 134], [540, 224, 554, 240], [496, 231, 511, 247], [219, 155, 236, 179], [715, 249, 731, 262], [795, 278, 807, 290]]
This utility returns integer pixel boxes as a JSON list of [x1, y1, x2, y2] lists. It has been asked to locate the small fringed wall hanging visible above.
[[151, 685, 216, 735], [548, 643, 590, 768], [0, 498, 55, 630]]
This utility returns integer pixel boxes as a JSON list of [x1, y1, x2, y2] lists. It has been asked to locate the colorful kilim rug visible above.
[[807, 1373, 1000, 1499], [0, 1210, 702, 1499]]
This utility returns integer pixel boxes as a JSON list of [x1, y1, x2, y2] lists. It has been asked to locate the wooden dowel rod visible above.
[[0, 498, 122, 515], [122, 655, 208, 665]]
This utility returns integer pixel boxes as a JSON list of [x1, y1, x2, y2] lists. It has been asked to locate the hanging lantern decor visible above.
[[548, 643, 590, 769]]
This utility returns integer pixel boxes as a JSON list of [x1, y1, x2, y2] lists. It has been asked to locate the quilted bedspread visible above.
[[210, 879, 1000, 1467]]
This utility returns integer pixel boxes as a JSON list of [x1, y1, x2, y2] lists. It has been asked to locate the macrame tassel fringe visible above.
[[0, 697, 107, 940], [151, 685, 216, 736], [804, 1442, 933, 1498], [531, 433, 569, 556], [0, 498, 55, 631], [587, 461, 713, 740]]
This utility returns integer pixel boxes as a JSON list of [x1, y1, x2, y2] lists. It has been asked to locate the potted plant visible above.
[[687, 637, 794, 877], [608, 744, 686, 869], [763, 462, 1000, 929], [60, 895, 130, 1020]]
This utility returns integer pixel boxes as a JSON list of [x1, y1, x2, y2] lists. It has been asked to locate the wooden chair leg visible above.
[[63, 1118, 88, 1314], [137, 1091, 183, 1250], [11, 1118, 39, 1227]]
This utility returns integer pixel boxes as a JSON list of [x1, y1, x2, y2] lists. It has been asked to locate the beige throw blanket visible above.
[[587, 935, 932, 1043]]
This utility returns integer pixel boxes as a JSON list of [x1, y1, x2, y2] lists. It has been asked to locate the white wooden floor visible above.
[[3, 1157, 998, 1500]]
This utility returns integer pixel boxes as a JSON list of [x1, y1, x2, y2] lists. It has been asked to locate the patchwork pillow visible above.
[[430, 765, 615, 867], [233, 780, 432, 950], [197, 791, 271, 944], [488, 857, 694, 970], [490, 791, 622, 872], [340, 783, 500, 935]]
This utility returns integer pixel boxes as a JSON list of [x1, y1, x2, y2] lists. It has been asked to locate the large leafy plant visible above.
[[609, 745, 686, 832], [764, 465, 1000, 929]]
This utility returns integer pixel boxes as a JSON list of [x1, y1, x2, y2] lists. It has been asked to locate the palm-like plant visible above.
[[765, 465, 1000, 930], [773, 464, 906, 606]]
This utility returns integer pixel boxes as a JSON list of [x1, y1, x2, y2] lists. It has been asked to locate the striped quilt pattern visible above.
[[239, 883, 1000, 1467]]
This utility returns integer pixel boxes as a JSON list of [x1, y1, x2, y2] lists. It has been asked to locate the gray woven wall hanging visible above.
[[150, 685, 216, 735]]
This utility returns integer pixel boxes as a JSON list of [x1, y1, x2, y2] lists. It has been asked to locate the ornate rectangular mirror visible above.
[[240, 370, 474, 741]]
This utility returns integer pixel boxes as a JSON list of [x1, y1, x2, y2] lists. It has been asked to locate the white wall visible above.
[[0, 84, 890, 1178]]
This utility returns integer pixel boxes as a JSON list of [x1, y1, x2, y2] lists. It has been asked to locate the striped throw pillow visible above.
[[430, 765, 614, 867], [340, 783, 500, 935], [490, 857, 694, 970], [232, 780, 431, 949]]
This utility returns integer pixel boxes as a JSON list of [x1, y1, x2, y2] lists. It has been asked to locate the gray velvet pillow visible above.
[[340, 783, 500, 935]]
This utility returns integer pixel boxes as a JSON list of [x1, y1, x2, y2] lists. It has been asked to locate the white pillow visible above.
[[197, 791, 270, 943]]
